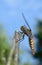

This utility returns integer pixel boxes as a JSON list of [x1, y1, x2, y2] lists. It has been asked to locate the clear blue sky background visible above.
[[0, 0, 42, 64]]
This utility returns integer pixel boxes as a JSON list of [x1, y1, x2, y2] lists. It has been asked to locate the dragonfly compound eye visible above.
[[21, 26, 25, 31]]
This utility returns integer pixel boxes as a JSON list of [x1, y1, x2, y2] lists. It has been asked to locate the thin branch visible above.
[[14, 30, 20, 65], [6, 30, 20, 65], [6, 31, 16, 65]]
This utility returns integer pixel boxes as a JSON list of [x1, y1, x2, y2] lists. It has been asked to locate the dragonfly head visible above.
[[20, 26, 25, 31]]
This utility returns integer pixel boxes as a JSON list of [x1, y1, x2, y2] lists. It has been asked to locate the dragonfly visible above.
[[20, 13, 35, 55]]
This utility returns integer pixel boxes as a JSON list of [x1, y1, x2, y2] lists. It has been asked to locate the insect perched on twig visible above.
[[20, 13, 35, 55]]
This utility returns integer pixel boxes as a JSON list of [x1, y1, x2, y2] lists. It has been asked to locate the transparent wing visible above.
[[22, 13, 31, 30]]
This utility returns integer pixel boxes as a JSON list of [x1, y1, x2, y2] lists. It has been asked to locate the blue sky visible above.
[[0, 0, 42, 64], [0, 0, 42, 37]]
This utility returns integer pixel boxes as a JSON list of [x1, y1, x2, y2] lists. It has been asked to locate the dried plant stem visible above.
[[6, 39, 15, 65], [6, 30, 20, 65], [14, 30, 20, 65]]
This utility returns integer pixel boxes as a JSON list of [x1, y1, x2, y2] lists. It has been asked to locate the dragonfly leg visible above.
[[18, 31, 25, 42]]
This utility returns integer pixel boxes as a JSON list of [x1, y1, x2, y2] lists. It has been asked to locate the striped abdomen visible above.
[[29, 37, 35, 55]]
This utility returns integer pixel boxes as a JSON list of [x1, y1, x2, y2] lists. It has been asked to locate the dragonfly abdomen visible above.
[[29, 37, 35, 55]]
